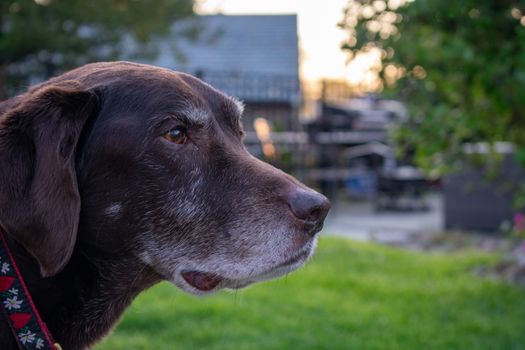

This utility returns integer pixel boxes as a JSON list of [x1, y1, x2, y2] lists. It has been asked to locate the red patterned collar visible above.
[[0, 228, 61, 350]]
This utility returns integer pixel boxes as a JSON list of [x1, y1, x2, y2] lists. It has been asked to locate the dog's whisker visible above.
[[233, 290, 239, 307], [129, 264, 149, 291]]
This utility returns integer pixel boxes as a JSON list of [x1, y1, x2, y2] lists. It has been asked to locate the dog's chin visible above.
[[172, 242, 316, 296]]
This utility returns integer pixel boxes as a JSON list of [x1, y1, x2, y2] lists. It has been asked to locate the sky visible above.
[[195, 0, 366, 84]]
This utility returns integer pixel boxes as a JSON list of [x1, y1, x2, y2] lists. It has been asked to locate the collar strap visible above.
[[0, 228, 60, 350]]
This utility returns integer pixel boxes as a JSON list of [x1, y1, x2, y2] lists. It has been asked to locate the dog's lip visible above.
[[277, 249, 311, 268], [181, 270, 223, 291], [225, 248, 312, 290], [179, 244, 314, 293]]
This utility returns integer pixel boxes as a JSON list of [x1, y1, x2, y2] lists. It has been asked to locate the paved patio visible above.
[[322, 194, 443, 244]]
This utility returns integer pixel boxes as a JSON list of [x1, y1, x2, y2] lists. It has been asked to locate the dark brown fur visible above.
[[0, 62, 329, 349]]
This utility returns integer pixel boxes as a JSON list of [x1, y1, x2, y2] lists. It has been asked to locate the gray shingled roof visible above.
[[151, 15, 300, 103]]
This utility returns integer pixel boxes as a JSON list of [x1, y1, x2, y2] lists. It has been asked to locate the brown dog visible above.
[[0, 62, 330, 349]]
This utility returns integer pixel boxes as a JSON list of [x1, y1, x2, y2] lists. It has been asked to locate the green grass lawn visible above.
[[95, 237, 525, 350]]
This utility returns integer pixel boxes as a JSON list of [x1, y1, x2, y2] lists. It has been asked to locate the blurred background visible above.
[[2, 0, 525, 349]]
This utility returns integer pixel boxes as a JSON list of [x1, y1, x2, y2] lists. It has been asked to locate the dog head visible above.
[[0, 62, 330, 295]]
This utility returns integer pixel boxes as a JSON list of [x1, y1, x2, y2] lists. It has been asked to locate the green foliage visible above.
[[0, 0, 195, 98], [96, 238, 525, 350], [340, 1, 525, 176]]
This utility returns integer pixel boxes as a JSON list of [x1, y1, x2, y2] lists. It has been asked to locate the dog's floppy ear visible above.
[[0, 81, 99, 277]]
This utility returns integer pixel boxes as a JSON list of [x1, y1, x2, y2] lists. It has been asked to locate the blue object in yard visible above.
[[345, 171, 377, 199]]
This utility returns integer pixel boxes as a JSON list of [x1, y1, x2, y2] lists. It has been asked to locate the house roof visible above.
[[151, 15, 300, 103]]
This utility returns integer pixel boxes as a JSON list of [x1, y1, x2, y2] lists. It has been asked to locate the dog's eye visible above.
[[163, 127, 187, 145]]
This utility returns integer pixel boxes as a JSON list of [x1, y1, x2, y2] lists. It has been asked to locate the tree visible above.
[[0, 0, 195, 99], [340, 0, 525, 177]]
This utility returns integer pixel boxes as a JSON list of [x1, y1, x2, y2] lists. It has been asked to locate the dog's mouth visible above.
[[178, 248, 312, 294], [181, 271, 223, 291]]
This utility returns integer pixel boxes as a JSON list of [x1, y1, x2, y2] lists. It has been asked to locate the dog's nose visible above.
[[288, 189, 331, 236]]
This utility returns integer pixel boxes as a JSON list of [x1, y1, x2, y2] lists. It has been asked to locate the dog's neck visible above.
[[3, 236, 160, 350]]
